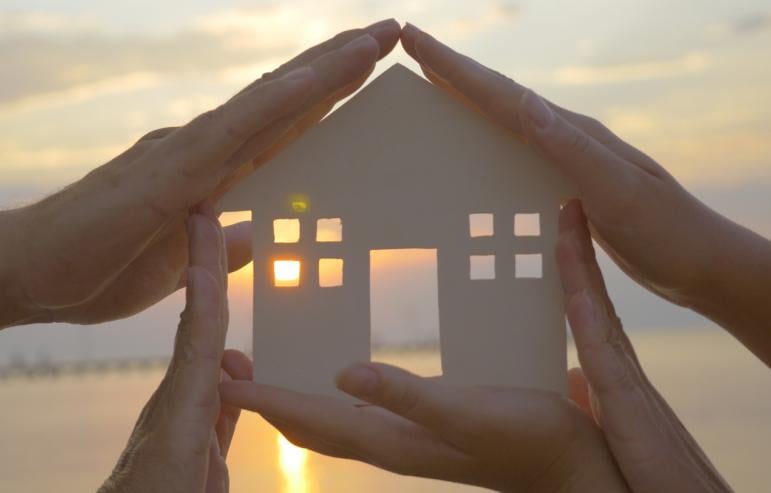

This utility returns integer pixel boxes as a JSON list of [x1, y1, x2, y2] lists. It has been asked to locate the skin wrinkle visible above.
[[565, 204, 731, 492], [6, 21, 402, 491]]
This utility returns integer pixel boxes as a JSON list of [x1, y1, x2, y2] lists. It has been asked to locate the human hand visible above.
[[399, 24, 771, 364], [556, 200, 733, 493], [218, 201, 733, 493], [0, 19, 400, 328], [98, 205, 251, 493]]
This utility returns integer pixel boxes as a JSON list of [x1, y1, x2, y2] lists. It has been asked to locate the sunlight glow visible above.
[[274, 260, 301, 287], [277, 433, 309, 493]]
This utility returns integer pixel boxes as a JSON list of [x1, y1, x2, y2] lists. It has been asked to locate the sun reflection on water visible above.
[[278, 433, 310, 493]]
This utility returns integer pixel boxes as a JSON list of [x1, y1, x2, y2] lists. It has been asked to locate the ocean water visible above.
[[1, 327, 770, 493]]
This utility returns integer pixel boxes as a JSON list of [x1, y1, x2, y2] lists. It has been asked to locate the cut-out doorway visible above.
[[369, 249, 442, 377]]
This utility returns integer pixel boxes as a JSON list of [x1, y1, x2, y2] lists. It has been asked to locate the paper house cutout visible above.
[[219, 63, 570, 397]]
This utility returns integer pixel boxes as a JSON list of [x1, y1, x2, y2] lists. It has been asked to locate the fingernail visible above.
[[404, 22, 423, 34], [337, 364, 380, 398], [281, 66, 314, 82], [366, 18, 397, 33], [341, 34, 377, 54], [525, 91, 554, 129]]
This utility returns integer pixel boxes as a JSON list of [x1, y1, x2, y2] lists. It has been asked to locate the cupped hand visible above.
[[399, 24, 771, 363], [219, 201, 733, 492], [1, 19, 401, 327], [99, 205, 251, 493], [557, 201, 733, 493]]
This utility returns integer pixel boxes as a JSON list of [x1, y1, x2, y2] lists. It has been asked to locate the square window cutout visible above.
[[515, 254, 542, 278], [273, 219, 300, 243], [470, 255, 495, 280], [317, 218, 342, 242], [515, 213, 540, 237], [469, 213, 494, 237], [274, 260, 301, 287], [319, 258, 343, 287]]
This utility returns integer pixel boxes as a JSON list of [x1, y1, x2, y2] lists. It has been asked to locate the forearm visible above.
[[689, 209, 771, 366], [0, 208, 43, 329]]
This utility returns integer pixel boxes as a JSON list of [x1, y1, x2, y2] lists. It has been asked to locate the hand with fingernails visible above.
[[98, 204, 252, 493], [220, 201, 734, 493], [0, 19, 401, 329], [217, 22, 763, 493], [398, 23, 771, 366]]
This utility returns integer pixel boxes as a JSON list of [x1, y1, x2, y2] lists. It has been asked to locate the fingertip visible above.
[[558, 199, 584, 233], [365, 18, 401, 59], [223, 221, 253, 272], [336, 363, 381, 399], [400, 22, 421, 60], [222, 349, 253, 381], [341, 33, 380, 62]]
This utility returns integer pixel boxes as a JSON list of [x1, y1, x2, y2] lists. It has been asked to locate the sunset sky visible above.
[[0, 0, 769, 364]]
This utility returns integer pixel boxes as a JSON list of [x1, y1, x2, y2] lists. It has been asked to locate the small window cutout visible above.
[[470, 255, 495, 280], [273, 260, 301, 287], [317, 218, 342, 242], [319, 258, 343, 287], [273, 219, 300, 243], [515, 254, 542, 278], [469, 213, 494, 237], [515, 213, 540, 236]]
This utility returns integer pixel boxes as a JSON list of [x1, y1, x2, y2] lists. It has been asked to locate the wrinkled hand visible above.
[[557, 201, 733, 493], [98, 206, 251, 493], [1, 19, 400, 327], [220, 201, 733, 492], [399, 24, 771, 364]]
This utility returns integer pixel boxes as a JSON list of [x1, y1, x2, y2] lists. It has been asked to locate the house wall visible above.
[[222, 64, 571, 397]]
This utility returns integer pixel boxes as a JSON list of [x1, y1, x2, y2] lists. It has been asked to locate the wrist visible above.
[[0, 207, 47, 328], [685, 208, 771, 362]]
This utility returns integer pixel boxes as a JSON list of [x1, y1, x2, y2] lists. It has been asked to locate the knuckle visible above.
[[383, 381, 422, 418], [567, 128, 594, 156], [602, 337, 640, 395]]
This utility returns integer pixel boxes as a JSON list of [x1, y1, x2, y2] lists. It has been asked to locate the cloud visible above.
[[732, 12, 771, 35], [0, 8, 303, 108], [440, 2, 520, 37], [554, 52, 710, 85]]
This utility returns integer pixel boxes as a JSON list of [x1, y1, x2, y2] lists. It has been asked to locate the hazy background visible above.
[[1, 0, 770, 492]]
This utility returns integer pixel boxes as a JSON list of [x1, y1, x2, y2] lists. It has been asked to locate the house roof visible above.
[[218, 63, 569, 223]]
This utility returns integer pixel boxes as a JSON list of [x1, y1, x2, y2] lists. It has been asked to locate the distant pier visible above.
[[0, 356, 170, 380]]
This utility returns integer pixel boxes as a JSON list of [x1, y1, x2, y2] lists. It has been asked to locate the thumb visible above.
[[519, 90, 641, 204], [336, 363, 473, 441]]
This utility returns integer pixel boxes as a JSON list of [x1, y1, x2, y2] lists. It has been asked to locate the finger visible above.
[[216, 370, 240, 458], [205, 432, 229, 493], [132, 68, 315, 227], [216, 20, 399, 174], [238, 18, 400, 96], [222, 349, 253, 381], [557, 214, 705, 489], [557, 201, 617, 317], [168, 213, 227, 415], [223, 221, 251, 274], [519, 90, 645, 204], [220, 34, 381, 170], [401, 24, 649, 162], [335, 362, 481, 444], [567, 367, 593, 418], [556, 201, 638, 362], [219, 380, 472, 479], [136, 126, 177, 143], [199, 202, 229, 328], [174, 220, 251, 291]]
